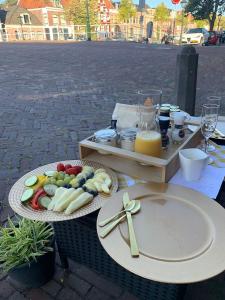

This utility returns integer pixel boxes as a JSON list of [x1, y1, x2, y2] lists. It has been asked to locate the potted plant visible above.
[[0, 217, 55, 288]]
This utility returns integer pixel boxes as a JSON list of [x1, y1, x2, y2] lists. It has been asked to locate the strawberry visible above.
[[64, 164, 72, 170], [57, 163, 65, 172], [65, 167, 77, 175], [73, 166, 82, 175]]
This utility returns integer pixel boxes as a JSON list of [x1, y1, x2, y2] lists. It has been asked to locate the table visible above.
[[53, 178, 225, 300], [8, 118, 225, 300]]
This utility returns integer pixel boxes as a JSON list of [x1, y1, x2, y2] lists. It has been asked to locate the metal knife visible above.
[[122, 192, 139, 257]]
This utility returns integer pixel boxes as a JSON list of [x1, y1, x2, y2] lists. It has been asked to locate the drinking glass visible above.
[[137, 89, 162, 130], [201, 104, 219, 153], [207, 96, 221, 108]]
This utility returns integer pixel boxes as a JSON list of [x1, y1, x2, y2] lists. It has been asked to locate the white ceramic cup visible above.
[[179, 148, 209, 181]]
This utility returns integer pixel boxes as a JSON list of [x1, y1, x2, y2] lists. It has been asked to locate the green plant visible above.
[[0, 218, 54, 273]]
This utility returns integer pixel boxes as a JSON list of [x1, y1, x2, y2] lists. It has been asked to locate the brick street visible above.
[[0, 41, 224, 299]]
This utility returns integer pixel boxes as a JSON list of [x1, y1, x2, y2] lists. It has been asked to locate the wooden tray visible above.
[[79, 127, 202, 183]]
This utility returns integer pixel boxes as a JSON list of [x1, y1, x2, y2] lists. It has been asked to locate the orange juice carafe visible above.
[[135, 130, 162, 157], [135, 94, 162, 157]]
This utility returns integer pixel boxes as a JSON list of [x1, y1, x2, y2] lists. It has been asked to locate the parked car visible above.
[[206, 31, 219, 45], [182, 28, 209, 45]]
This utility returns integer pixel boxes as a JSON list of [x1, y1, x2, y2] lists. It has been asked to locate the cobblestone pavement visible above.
[[0, 42, 225, 299]]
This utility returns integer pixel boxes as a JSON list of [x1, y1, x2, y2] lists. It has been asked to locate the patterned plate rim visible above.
[[9, 160, 118, 222]]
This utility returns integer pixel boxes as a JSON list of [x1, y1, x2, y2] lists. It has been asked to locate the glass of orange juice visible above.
[[135, 90, 162, 157], [135, 130, 162, 157]]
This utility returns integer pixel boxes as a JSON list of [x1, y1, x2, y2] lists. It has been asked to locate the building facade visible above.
[[0, 0, 206, 42], [0, 5, 44, 41]]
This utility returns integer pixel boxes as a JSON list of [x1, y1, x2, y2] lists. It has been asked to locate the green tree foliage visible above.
[[175, 12, 188, 29], [118, 0, 136, 22], [154, 2, 170, 23], [65, 0, 98, 25], [185, 0, 225, 31], [0, 0, 17, 8], [154, 2, 169, 39], [195, 19, 208, 28]]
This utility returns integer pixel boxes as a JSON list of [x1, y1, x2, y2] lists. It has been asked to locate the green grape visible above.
[[53, 171, 59, 179], [70, 174, 75, 179], [64, 177, 71, 184], [56, 180, 64, 187], [58, 172, 65, 180], [50, 178, 57, 184]]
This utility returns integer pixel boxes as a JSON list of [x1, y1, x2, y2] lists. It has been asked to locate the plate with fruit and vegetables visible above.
[[9, 160, 118, 222]]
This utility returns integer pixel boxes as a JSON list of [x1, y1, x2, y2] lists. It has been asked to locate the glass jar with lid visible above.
[[94, 129, 117, 154], [120, 128, 137, 152]]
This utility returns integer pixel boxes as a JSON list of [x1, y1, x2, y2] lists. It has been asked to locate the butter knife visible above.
[[123, 192, 139, 257]]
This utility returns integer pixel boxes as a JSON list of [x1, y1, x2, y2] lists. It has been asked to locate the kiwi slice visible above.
[[24, 175, 38, 187], [43, 184, 58, 196], [44, 171, 56, 177], [21, 189, 34, 202], [38, 196, 52, 209]]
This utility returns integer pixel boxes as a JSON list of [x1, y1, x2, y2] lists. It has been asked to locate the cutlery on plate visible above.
[[98, 200, 136, 227], [99, 200, 141, 238], [123, 192, 139, 257], [215, 128, 225, 138]]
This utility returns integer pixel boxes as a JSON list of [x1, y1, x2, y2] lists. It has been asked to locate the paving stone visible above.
[[0, 280, 16, 298], [75, 265, 123, 298], [86, 287, 115, 300], [64, 273, 91, 297], [8, 291, 27, 300], [42, 280, 62, 297], [0, 42, 225, 300], [56, 287, 82, 300], [54, 266, 69, 284], [25, 288, 54, 300]]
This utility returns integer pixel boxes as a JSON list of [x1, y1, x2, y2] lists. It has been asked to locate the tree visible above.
[[185, 0, 225, 31], [65, 0, 98, 26], [176, 12, 188, 30], [154, 3, 170, 39], [118, 0, 136, 23], [195, 19, 208, 28], [0, 0, 17, 8]]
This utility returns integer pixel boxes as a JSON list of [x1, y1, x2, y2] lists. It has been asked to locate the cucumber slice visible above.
[[21, 189, 34, 202], [38, 196, 52, 209], [24, 175, 38, 187], [44, 171, 56, 177], [43, 184, 58, 196]]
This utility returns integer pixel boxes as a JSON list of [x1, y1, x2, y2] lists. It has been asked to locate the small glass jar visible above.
[[120, 128, 137, 152], [94, 129, 117, 154], [171, 113, 186, 145]]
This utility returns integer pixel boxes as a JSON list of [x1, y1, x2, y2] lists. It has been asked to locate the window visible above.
[[52, 15, 59, 25], [60, 15, 66, 25], [20, 14, 31, 25], [186, 28, 202, 34]]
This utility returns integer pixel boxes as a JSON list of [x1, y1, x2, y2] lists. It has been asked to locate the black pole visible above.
[[85, 0, 91, 41], [175, 45, 199, 115]]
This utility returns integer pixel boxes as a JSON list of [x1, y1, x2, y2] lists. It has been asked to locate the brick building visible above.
[[0, 5, 45, 41], [18, 0, 74, 40]]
